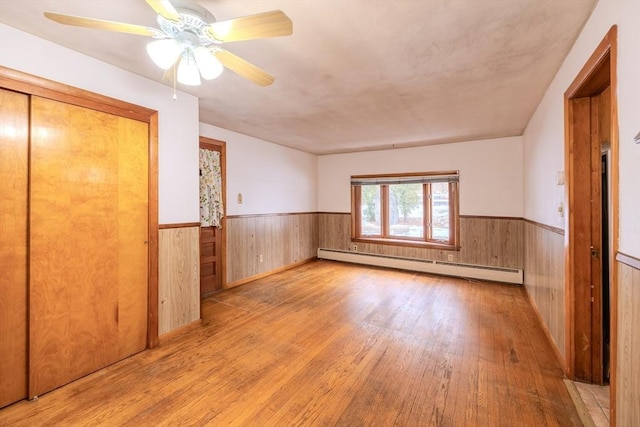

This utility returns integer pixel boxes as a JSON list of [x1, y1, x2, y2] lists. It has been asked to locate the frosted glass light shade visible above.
[[146, 39, 181, 70], [194, 47, 224, 80], [177, 52, 201, 86]]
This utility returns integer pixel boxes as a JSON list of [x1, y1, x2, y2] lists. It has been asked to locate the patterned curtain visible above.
[[199, 148, 224, 228]]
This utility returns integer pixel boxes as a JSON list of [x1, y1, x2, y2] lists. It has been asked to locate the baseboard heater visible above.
[[317, 248, 523, 284]]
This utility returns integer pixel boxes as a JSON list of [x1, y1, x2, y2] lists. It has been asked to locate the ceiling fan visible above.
[[44, 0, 293, 87]]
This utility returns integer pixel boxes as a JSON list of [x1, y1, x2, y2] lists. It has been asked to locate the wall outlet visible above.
[[447, 254, 454, 262], [353, 245, 358, 251], [259, 254, 263, 263]]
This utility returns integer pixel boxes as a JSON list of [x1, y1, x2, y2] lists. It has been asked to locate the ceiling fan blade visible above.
[[44, 12, 160, 37], [214, 50, 275, 87], [145, 0, 180, 22], [207, 10, 292, 43]]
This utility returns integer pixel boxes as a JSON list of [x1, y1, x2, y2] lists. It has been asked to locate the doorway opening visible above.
[[564, 25, 618, 421], [199, 136, 227, 297]]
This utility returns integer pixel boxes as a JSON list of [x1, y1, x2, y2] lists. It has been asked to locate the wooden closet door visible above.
[[0, 89, 29, 407], [29, 96, 149, 397]]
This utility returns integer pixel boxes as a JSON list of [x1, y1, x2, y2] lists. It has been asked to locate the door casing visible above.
[[563, 25, 618, 422]]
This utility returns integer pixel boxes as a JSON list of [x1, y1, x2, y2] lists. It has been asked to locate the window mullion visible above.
[[352, 185, 361, 238], [425, 183, 432, 242], [381, 185, 389, 237], [449, 182, 457, 246]]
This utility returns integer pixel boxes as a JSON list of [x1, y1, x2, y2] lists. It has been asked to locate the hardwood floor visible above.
[[0, 260, 581, 426]]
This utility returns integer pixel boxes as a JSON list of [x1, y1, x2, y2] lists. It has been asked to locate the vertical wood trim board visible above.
[[226, 213, 318, 285], [319, 213, 523, 270], [616, 260, 640, 426], [147, 112, 159, 349], [0, 88, 29, 408], [158, 226, 200, 336], [523, 221, 566, 362]]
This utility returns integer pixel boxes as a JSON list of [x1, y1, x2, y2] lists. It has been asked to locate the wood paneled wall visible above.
[[616, 256, 640, 425], [523, 221, 565, 361], [226, 213, 318, 286], [158, 226, 200, 336], [319, 213, 523, 269]]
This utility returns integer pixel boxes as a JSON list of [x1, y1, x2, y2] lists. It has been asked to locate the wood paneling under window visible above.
[[320, 213, 523, 270], [459, 216, 522, 268]]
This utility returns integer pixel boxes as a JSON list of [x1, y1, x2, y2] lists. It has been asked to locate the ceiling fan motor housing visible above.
[[157, 0, 219, 47]]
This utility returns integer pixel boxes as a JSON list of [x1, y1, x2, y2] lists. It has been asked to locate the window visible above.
[[351, 171, 460, 249]]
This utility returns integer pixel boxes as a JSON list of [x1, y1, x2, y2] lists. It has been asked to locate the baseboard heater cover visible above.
[[317, 248, 523, 284]]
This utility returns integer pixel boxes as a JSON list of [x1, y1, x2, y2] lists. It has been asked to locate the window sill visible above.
[[351, 237, 459, 251]]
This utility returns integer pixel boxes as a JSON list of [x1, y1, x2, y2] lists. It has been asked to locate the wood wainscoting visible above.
[[226, 213, 318, 287], [158, 224, 200, 336], [616, 253, 640, 425], [319, 213, 523, 270], [523, 220, 566, 363]]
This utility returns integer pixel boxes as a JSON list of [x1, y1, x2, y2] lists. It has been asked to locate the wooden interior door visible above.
[[28, 96, 149, 397], [0, 88, 29, 407], [569, 96, 595, 381], [568, 93, 609, 383], [200, 226, 222, 296]]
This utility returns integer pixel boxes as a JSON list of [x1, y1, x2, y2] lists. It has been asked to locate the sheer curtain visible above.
[[199, 148, 224, 227]]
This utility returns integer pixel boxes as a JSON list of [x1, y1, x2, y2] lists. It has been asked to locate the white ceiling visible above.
[[0, 0, 596, 154]]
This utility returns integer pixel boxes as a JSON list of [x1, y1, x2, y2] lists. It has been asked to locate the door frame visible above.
[[199, 136, 227, 289], [563, 25, 618, 421], [0, 66, 160, 348]]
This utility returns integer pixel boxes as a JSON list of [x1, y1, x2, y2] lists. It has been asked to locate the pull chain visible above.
[[172, 63, 177, 100]]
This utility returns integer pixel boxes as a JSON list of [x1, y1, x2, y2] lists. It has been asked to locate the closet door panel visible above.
[[0, 88, 29, 407], [29, 97, 148, 397], [116, 116, 149, 359]]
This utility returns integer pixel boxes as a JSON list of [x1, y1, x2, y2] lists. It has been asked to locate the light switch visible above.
[[237, 193, 243, 204], [556, 171, 565, 186]]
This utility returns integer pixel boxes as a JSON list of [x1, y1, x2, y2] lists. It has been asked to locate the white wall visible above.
[[199, 123, 317, 216], [318, 136, 523, 216], [523, 0, 640, 256], [0, 24, 200, 224]]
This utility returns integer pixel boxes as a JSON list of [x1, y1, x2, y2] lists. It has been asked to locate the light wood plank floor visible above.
[[0, 260, 581, 426]]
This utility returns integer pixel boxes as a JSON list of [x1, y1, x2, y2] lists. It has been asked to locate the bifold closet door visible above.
[[0, 89, 29, 407], [29, 96, 149, 397]]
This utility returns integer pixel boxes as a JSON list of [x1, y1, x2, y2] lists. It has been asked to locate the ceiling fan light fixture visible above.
[[177, 50, 201, 86], [146, 39, 181, 70], [44, 3, 293, 88], [194, 47, 223, 80]]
